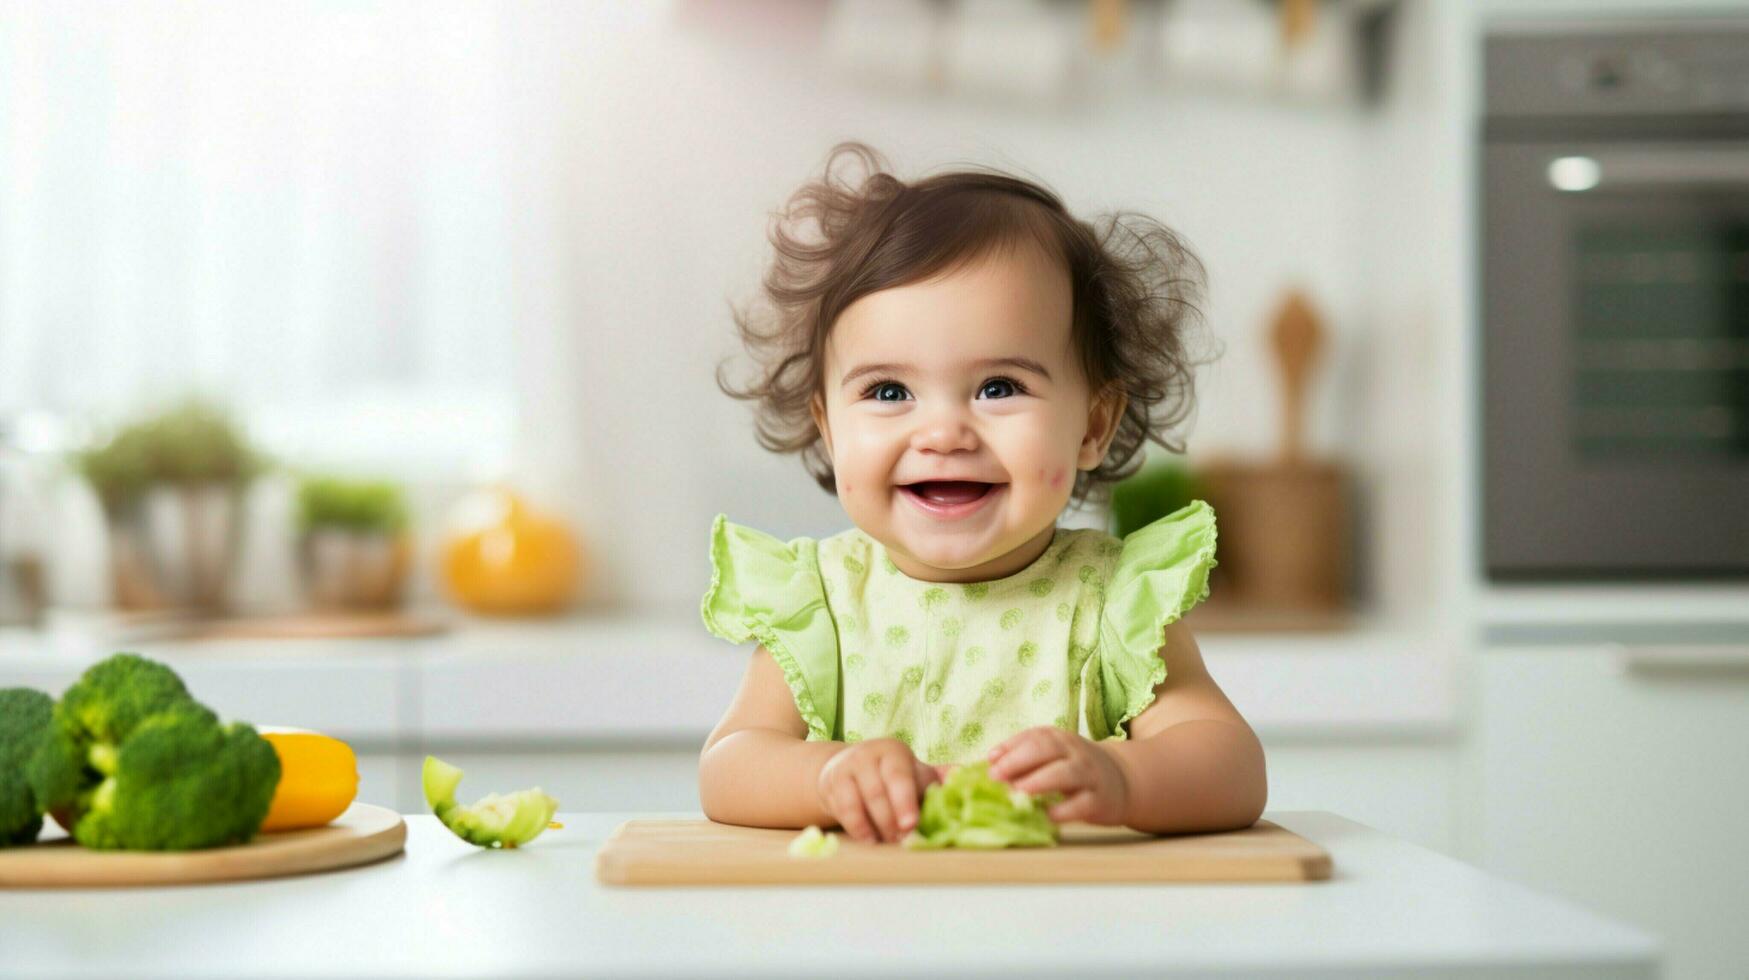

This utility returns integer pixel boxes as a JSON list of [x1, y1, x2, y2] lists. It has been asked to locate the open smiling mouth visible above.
[[898, 481, 1005, 518]]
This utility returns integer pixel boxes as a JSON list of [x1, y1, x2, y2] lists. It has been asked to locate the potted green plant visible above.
[[295, 475, 411, 610], [73, 399, 264, 612], [1107, 454, 1203, 540]]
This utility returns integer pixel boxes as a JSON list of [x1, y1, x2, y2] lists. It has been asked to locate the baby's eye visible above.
[[868, 381, 910, 402], [977, 377, 1025, 399]]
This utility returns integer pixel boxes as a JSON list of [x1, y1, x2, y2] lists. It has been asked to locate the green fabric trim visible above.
[[1095, 499, 1219, 740], [699, 514, 838, 742]]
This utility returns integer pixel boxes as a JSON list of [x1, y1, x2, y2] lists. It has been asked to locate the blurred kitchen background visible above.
[[1, 0, 1746, 975]]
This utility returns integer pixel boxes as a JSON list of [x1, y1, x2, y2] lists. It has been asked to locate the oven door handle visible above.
[[1613, 643, 1749, 677], [1560, 146, 1749, 189]]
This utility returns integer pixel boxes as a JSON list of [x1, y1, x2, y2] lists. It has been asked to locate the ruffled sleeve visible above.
[[700, 514, 839, 742], [1093, 499, 1218, 740]]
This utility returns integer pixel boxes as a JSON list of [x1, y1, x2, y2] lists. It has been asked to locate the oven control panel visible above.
[[1487, 23, 1749, 116]]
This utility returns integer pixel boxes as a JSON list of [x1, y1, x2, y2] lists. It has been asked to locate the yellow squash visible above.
[[258, 728, 360, 831]]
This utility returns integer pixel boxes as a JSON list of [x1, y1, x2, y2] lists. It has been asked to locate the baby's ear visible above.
[[809, 393, 834, 461], [1078, 387, 1127, 469]]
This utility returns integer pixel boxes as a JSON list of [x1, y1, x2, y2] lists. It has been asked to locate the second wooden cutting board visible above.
[[595, 818, 1332, 886], [0, 804, 407, 888]]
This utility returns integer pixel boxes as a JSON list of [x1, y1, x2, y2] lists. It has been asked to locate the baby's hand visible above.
[[987, 726, 1130, 826], [816, 738, 940, 844]]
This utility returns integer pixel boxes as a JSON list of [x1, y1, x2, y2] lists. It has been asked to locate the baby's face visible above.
[[811, 243, 1122, 583]]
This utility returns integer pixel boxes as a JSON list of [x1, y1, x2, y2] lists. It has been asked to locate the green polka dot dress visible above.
[[700, 501, 1218, 765]]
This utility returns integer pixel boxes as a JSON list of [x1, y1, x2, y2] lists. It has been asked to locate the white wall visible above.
[[529, 2, 1397, 615], [9, 0, 1467, 625]]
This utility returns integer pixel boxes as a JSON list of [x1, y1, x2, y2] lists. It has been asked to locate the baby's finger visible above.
[[988, 725, 1055, 762], [884, 758, 921, 834], [1011, 757, 1084, 798], [855, 767, 900, 843], [1047, 789, 1097, 824], [829, 780, 877, 843], [988, 733, 1064, 783]]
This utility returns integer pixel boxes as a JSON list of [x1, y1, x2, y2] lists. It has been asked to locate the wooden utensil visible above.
[[1090, 0, 1126, 51], [595, 818, 1331, 886], [1280, 0, 1317, 48], [0, 803, 406, 888], [1270, 289, 1325, 463]]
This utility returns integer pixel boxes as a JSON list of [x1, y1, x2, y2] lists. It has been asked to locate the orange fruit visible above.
[[441, 487, 581, 615]]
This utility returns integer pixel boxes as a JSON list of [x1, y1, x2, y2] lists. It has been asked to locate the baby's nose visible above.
[[911, 409, 979, 454]]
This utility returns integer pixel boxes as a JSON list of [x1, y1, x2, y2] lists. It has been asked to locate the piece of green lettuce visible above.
[[901, 760, 1063, 850], [787, 824, 840, 859], [422, 756, 558, 849]]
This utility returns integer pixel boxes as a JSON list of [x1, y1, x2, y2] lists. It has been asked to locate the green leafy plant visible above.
[[73, 399, 264, 511], [296, 475, 408, 535], [1108, 455, 1203, 540]]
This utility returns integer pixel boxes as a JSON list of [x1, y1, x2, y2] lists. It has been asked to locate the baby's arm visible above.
[[1100, 619, 1268, 833], [697, 646, 845, 830]]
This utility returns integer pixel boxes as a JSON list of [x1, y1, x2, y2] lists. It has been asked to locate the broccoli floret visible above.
[[58, 652, 197, 745], [25, 652, 202, 823], [24, 652, 281, 851], [73, 707, 281, 851], [0, 771, 39, 846], [0, 688, 56, 846], [25, 727, 90, 828]]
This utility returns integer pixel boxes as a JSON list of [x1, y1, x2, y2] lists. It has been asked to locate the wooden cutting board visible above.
[[595, 818, 1332, 886], [0, 803, 406, 888], [185, 611, 449, 641], [89, 610, 450, 642]]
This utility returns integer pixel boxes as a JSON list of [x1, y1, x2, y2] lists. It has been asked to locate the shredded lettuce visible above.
[[901, 760, 1062, 850], [787, 824, 840, 859]]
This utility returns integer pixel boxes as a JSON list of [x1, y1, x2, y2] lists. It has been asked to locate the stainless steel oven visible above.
[[1482, 18, 1749, 580]]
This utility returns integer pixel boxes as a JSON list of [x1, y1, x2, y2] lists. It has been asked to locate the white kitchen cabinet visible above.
[[369, 745, 704, 815], [352, 751, 410, 813], [1261, 738, 1461, 856], [1472, 645, 1749, 980], [0, 620, 1470, 862]]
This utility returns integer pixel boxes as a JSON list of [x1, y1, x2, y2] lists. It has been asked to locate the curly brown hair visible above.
[[718, 142, 1215, 505]]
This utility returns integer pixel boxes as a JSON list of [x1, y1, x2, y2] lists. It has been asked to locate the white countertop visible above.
[[0, 612, 1461, 745], [0, 810, 1658, 979]]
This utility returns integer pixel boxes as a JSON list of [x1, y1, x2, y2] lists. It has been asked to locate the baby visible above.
[[697, 143, 1265, 844]]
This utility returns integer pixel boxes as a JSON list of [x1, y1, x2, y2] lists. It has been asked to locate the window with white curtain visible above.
[[0, 0, 548, 479]]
